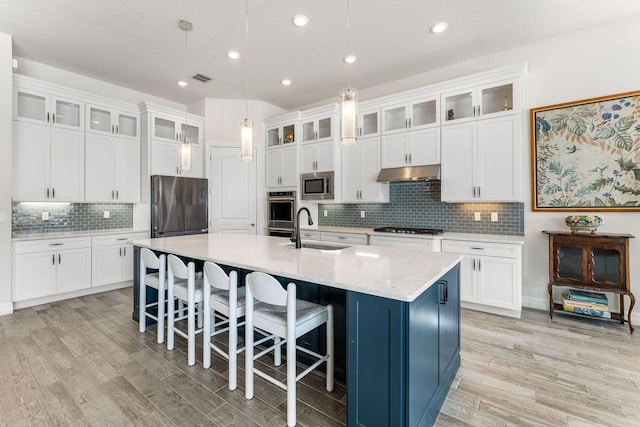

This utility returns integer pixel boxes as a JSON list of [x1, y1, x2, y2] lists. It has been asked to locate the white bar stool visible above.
[[202, 261, 246, 390], [244, 271, 334, 427], [138, 248, 168, 344], [167, 254, 204, 366]]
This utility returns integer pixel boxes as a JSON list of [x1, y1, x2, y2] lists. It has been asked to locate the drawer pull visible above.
[[470, 247, 485, 250], [117, 238, 128, 241], [49, 243, 64, 246], [338, 236, 347, 240]]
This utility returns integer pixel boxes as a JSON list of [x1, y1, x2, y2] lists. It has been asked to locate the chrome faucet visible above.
[[294, 207, 313, 248]]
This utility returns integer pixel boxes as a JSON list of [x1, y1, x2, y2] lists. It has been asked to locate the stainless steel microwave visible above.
[[301, 171, 334, 201]]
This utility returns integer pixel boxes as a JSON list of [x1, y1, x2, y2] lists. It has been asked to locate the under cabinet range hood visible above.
[[376, 165, 441, 182]]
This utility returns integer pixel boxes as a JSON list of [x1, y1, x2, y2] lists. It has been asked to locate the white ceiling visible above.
[[2, 0, 640, 110]]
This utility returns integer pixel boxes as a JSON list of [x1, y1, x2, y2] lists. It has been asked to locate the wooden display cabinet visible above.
[[544, 231, 635, 333]]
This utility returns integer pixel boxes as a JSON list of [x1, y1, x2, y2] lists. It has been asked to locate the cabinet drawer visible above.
[[369, 235, 441, 251], [321, 231, 368, 245], [14, 237, 91, 254], [92, 232, 147, 247], [441, 240, 520, 258], [299, 230, 321, 240]]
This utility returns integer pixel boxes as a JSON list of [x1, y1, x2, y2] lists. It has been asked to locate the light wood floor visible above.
[[0, 288, 638, 426]]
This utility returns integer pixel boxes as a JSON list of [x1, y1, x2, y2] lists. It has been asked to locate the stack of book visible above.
[[562, 289, 611, 319]]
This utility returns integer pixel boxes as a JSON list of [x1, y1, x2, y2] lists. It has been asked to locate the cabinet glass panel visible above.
[[17, 91, 46, 121], [118, 114, 137, 137], [318, 117, 332, 139], [361, 111, 378, 136], [384, 106, 406, 131], [182, 123, 199, 144], [444, 92, 473, 122], [557, 246, 582, 280], [283, 124, 295, 144], [268, 128, 280, 146], [591, 249, 621, 284], [482, 83, 513, 115], [89, 107, 112, 133], [412, 100, 437, 127], [154, 117, 176, 140], [302, 121, 315, 142], [55, 100, 81, 127]]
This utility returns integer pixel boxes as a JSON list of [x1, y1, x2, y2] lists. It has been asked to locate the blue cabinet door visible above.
[[439, 265, 461, 383]]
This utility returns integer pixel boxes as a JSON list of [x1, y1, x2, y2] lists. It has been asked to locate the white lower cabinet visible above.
[[92, 233, 147, 287], [13, 237, 92, 301], [369, 235, 441, 251], [442, 239, 522, 317]]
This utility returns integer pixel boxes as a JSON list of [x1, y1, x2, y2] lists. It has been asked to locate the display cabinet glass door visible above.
[[182, 123, 200, 144], [591, 248, 622, 286]]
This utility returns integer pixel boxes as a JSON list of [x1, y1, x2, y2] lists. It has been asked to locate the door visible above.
[[92, 245, 124, 287], [57, 248, 92, 293], [13, 252, 57, 300], [381, 133, 408, 168], [209, 146, 257, 233], [49, 128, 85, 201], [340, 143, 359, 202], [359, 137, 384, 202], [441, 122, 475, 201], [477, 256, 520, 309], [458, 256, 475, 302], [12, 121, 50, 201], [114, 138, 141, 202], [408, 127, 440, 166], [85, 133, 115, 202]]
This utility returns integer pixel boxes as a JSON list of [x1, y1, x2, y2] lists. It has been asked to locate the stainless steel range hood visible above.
[[376, 165, 441, 182]]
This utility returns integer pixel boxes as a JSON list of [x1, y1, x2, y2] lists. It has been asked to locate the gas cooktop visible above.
[[373, 227, 444, 235]]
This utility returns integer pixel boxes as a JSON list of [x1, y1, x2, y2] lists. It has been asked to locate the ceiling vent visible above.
[[191, 73, 213, 83]]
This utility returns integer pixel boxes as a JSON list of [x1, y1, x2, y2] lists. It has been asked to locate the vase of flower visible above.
[[564, 215, 602, 233]]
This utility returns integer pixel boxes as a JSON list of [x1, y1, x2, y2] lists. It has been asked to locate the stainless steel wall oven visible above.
[[267, 191, 296, 237]]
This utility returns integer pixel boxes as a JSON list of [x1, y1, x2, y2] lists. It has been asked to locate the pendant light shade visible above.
[[241, 118, 254, 160], [340, 87, 358, 145], [181, 137, 192, 171]]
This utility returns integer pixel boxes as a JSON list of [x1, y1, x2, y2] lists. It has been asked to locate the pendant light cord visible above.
[[245, 0, 249, 118], [346, 0, 351, 88]]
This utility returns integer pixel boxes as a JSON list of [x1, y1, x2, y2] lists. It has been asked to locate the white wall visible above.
[[0, 33, 13, 314]]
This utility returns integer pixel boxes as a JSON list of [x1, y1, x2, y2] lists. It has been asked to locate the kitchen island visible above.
[[133, 233, 462, 427]]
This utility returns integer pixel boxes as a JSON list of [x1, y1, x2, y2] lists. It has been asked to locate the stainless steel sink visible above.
[[281, 241, 350, 251]]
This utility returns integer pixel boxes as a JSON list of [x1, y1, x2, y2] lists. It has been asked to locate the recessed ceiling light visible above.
[[430, 22, 448, 33], [343, 55, 357, 64], [292, 15, 309, 27], [227, 50, 240, 60], [281, 79, 292, 86], [177, 80, 188, 87]]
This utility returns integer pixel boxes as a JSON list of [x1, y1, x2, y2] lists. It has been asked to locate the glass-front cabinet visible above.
[[265, 112, 301, 148], [441, 79, 519, 125], [13, 87, 84, 130], [302, 116, 333, 142], [381, 96, 438, 135], [86, 104, 138, 140], [357, 109, 380, 137], [151, 114, 201, 145]]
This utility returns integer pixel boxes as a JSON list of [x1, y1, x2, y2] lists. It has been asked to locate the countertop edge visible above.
[[12, 229, 149, 242]]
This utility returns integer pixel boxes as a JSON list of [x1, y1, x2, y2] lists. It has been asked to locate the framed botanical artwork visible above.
[[531, 90, 640, 211]]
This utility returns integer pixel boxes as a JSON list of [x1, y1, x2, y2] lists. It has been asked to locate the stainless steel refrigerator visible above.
[[150, 175, 208, 238]]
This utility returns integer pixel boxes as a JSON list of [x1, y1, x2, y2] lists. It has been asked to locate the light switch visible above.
[[324, 210, 328, 217], [42, 212, 50, 221], [104, 211, 110, 218], [474, 212, 481, 221], [491, 212, 499, 222], [360, 210, 366, 218]]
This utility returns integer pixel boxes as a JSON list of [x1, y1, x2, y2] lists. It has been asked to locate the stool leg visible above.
[[203, 302, 211, 369], [188, 297, 196, 366], [326, 305, 334, 392], [245, 291, 254, 399], [274, 337, 282, 366], [286, 320, 296, 426], [157, 283, 166, 344], [167, 284, 175, 350], [138, 279, 146, 333], [229, 312, 238, 390]]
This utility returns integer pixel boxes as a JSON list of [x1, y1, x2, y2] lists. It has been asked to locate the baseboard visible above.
[[0, 302, 14, 316], [461, 301, 521, 318], [13, 281, 132, 310]]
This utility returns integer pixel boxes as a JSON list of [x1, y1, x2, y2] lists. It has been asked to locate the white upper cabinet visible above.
[[381, 96, 439, 135], [13, 86, 84, 131], [266, 144, 298, 188], [302, 115, 333, 143], [152, 114, 202, 145], [357, 109, 380, 138], [341, 136, 389, 203], [86, 104, 139, 141], [301, 140, 334, 173], [266, 112, 300, 148], [441, 115, 522, 202], [381, 127, 440, 169], [441, 78, 520, 125]]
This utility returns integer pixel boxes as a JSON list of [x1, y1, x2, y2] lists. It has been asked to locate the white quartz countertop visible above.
[[12, 228, 149, 242], [303, 226, 524, 245], [133, 233, 463, 303]]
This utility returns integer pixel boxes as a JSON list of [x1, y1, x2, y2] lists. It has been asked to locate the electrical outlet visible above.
[[0, 213, 5, 224], [360, 210, 366, 218], [324, 210, 328, 217], [42, 212, 50, 221], [474, 212, 481, 221], [104, 211, 110, 218], [491, 212, 499, 222]]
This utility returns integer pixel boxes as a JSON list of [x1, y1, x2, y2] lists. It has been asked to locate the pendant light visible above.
[[179, 19, 193, 171], [340, 0, 358, 145], [240, 0, 254, 160]]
